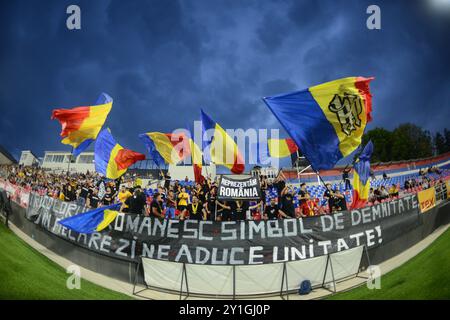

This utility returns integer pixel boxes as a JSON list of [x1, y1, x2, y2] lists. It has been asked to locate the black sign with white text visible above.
[[217, 175, 262, 200], [26, 193, 421, 265]]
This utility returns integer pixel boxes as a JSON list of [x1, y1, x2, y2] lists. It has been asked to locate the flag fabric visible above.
[[189, 137, 204, 184], [267, 138, 298, 158], [201, 110, 245, 174], [138, 132, 190, 167], [51, 93, 113, 157], [95, 128, 145, 179], [249, 141, 271, 165], [263, 77, 374, 171], [350, 141, 374, 209], [58, 203, 121, 234], [185, 124, 204, 184]]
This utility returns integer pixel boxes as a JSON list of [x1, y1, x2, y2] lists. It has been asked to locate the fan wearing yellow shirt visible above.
[[58, 190, 65, 201], [118, 186, 132, 213], [177, 187, 190, 213], [388, 184, 399, 198]]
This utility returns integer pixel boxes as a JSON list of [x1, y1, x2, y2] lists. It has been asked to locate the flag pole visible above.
[[316, 171, 327, 188]]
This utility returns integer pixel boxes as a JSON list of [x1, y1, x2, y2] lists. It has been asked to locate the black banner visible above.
[[25, 192, 423, 265], [217, 175, 262, 200]]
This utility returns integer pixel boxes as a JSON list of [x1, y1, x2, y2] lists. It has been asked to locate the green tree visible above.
[[391, 123, 433, 160], [434, 131, 446, 155], [444, 129, 450, 153], [362, 127, 393, 162]]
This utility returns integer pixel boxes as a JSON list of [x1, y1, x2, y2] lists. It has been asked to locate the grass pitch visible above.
[[328, 227, 450, 300], [0, 223, 133, 299]]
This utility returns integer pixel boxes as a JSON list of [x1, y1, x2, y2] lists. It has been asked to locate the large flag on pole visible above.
[[267, 138, 298, 158], [95, 128, 145, 179], [185, 124, 204, 184], [201, 110, 245, 174], [189, 136, 204, 184], [350, 140, 374, 209], [59, 203, 121, 234], [263, 77, 374, 171], [138, 132, 190, 167], [51, 93, 113, 157]]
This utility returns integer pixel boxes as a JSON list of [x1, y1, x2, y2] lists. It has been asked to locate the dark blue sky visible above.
[[0, 0, 449, 161]]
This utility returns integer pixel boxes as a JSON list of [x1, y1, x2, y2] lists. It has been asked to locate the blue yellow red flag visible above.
[[351, 140, 374, 209], [138, 132, 190, 167], [58, 203, 121, 234], [267, 138, 298, 158], [263, 77, 373, 171], [51, 93, 113, 157], [95, 128, 145, 179], [187, 128, 204, 184], [201, 110, 245, 174]]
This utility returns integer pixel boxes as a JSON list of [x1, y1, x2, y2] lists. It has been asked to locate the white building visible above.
[[250, 166, 278, 183], [19, 150, 40, 167], [41, 151, 95, 173]]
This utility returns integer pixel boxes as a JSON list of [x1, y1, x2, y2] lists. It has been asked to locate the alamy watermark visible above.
[[166, 121, 285, 168], [366, 5, 381, 30], [366, 265, 381, 289], [66, 5, 81, 30], [66, 264, 81, 290]]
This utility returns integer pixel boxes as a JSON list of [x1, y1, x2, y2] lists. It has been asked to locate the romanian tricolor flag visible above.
[[268, 138, 298, 158], [95, 128, 145, 179], [201, 110, 245, 174], [263, 77, 374, 171], [51, 93, 113, 156], [350, 141, 374, 209], [59, 203, 121, 234], [187, 131, 204, 184], [138, 132, 190, 167]]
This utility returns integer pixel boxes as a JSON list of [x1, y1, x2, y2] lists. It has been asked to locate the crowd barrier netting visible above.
[[136, 245, 365, 298]]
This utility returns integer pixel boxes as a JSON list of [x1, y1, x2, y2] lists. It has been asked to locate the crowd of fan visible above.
[[0, 164, 120, 209], [0, 164, 447, 222]]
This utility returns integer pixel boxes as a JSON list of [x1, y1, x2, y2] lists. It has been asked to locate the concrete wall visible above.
[[41, 151, 95, 174]]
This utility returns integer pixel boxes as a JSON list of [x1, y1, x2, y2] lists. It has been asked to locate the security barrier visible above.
[[135, 245, 366, 299], [1, 181, 449, 297]]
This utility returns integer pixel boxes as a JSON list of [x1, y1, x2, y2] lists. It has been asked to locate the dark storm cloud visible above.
[[0, 0, 448, 161]]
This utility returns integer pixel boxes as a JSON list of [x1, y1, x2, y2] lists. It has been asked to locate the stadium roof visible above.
[[0, 145, 17, 164]]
